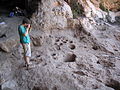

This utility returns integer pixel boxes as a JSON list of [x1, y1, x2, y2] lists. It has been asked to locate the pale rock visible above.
[[0, 39, 17, 53], [31, 0, 73, 30], [107, 11, 120, 23], [31, 36, 43, 46], [67, 18, 80, 28], [2, 80, 17, 90], [0, 42, 9, 53]]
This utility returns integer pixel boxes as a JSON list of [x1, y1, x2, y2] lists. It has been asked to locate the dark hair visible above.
[[22, 18, 31, 24]]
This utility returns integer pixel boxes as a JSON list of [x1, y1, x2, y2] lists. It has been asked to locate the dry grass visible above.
[[68, 0, 120, 12], [91, 0, 120, 11]]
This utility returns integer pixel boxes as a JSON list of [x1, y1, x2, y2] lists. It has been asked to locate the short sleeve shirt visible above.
[[18, 25, 30, 44]]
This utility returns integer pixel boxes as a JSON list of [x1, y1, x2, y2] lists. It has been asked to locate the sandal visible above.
[[25, 62, 35, 69]]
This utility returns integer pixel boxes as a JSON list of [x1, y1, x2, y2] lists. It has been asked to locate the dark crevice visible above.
[[64, 53, 76, 62], [92, 45, 99, 50], [27, 0, 41, 18], [32, 87, 40, 90], [0, 34, 6, 38], [105, 79, 120, 90], [32, 86, 49, 90], [67, 0, 85, 18], [69, 44, 76, 50], [0, 0, 26, 10], [0, 0, 41, 18], [52, 86, 58, 90], [73, 71, 86, 76], [0, 85, 1, 90]]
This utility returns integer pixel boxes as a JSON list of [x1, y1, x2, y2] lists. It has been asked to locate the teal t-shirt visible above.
[[18, 25, 30, 44]]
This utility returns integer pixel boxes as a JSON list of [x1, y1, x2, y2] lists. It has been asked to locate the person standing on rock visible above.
[[18, 18, 32, 68]]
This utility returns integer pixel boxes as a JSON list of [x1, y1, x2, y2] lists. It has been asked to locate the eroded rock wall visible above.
[[1, 16, 120, 90], [0, 0, 120, 90], [30, 0, 73, 30], [29, 0, 120, 30]]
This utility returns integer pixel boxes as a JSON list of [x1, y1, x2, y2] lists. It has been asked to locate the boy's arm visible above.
[[23, 24, 30, 36], [24, 26, 29, 36]]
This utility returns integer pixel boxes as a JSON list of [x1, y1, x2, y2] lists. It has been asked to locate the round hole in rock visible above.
[[36, 55, 41, 58], [32, 87, 40, 90], [69, 41, 73, 43], [55, 39, 59, 42], [92, 45, 99, 50], [62, 40, 67, 43], [64, 53, 76, 62], [49, 35, 52, 37], [69, 44, 76, 50], [52, 86, 58, 90], [52, 53, 56, 56], [114, 49, 118, 51], [92, 84, 99, 89], [66, 39, 68, 42], [97, 61, 100, 64], [60, 43, 63, 46]]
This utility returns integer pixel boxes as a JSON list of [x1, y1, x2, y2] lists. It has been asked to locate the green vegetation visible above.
[[70, 2, 84, 18], [99, 3, 108, 12]]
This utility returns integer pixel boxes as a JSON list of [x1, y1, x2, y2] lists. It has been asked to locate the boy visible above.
[[18, 18, 32, 68]]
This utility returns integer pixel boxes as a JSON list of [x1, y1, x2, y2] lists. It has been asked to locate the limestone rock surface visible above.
[[0, 0, 120, 90], [31, 0, 73, 30]]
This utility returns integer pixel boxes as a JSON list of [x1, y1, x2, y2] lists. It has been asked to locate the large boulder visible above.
[[30, 0, 73, 30], [0, 39, 18, 53]]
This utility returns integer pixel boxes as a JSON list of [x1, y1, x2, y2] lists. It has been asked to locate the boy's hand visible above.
[[27, 24, 31, 29]]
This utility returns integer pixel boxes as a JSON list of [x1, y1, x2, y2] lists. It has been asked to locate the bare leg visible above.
[[25, 56, 30, 65], [22, 44, 30, 65], [21, 43, 32, 68]]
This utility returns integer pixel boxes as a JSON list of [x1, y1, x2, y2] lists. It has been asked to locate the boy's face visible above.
[[24, 23, 30, 26]]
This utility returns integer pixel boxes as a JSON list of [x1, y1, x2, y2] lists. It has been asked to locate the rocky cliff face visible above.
[[29, 0, 73, 30], [0, 0, 120, 90], [29, 0, 120, 29]]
